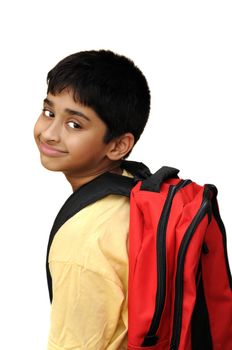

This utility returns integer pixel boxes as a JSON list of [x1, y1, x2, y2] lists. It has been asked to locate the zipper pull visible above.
[[202, 242, 209, 254], [142, 334, 158, 346]]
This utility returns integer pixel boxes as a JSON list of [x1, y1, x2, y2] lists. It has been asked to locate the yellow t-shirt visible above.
[[47, 169, 133, 350]]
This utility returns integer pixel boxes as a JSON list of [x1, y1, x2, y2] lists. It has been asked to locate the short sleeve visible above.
[[47, 261, 128, 350]]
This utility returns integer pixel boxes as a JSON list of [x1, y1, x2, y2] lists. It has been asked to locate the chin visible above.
[[40, 155, 64, 172]]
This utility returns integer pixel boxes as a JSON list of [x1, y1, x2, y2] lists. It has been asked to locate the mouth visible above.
[[39, 141, 67, 157]]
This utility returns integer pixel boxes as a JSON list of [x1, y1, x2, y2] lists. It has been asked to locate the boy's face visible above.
[[34, 89, 115, 178]]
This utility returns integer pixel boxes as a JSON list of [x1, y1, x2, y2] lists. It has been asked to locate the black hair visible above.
[[46, 50, 150, 158]]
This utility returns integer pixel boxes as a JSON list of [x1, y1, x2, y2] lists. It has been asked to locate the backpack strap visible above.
[[141, 166, 180, 192], [46, 172, 134, 303], [46, 160, 152, 303], [121, 160, 152, 181]]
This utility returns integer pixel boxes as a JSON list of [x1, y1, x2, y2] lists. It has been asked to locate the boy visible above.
[[33, 49, 150, 350]]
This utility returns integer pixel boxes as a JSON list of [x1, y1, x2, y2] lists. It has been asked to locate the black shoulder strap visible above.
[[46, 160, 151, 303], [121, 160, 152, 180], [140, 166, 180, 192]]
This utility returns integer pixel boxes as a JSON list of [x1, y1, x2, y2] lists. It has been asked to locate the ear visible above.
[[106, 133, 135, 160]]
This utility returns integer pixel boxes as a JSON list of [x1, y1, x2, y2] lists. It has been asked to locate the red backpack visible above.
[[46, 160, 232, 350], [125, 161, 232, 350]]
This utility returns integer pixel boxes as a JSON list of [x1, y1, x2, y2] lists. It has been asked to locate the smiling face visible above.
[[33, 89, 125, 189]]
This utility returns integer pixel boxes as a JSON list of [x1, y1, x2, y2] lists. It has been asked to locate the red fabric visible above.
[[128, 179, 232, 349]]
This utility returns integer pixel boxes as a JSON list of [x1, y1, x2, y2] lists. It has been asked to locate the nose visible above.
[[41, 118, 61, 143]]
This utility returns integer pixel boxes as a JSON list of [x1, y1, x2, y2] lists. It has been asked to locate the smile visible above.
[[39, 142, 67, 157]]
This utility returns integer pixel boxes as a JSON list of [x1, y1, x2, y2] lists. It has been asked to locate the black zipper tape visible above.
[[214, 213, 232, 289], [204, 183, 232, 289], [170, 192, 212, 350], [142, 179, 192, 347], [212, 200, 232, 289]]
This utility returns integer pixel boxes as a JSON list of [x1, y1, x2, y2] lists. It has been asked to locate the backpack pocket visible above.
[[128, 179, 191, 348]]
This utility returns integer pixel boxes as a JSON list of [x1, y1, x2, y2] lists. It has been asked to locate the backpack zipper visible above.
[[170, 197, 211, 350], [212, 200, 232, 289], [142, 179, 192, 347]]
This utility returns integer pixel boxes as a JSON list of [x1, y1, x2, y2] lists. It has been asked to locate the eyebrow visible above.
[[43, 98, 91, 122]]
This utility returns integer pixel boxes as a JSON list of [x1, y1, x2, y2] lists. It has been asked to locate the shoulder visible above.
[[49, 192, 131, 288], [49, 170, 132, 273], [76, 166, 133, 223]]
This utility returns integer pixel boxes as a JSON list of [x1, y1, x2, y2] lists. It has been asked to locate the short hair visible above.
[[46, 50, 150, 158]]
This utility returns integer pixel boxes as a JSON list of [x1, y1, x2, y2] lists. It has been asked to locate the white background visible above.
[[0, 1, 231, 349]]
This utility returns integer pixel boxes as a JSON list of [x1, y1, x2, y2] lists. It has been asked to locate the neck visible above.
[[64, 161, 123, 192]]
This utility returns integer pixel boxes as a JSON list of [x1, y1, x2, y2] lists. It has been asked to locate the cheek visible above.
[[68, 136, 94, 153], [33, 117, 43, 142], [68, 131, 106, 156]]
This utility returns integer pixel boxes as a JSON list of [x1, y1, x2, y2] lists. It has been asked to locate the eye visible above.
[[42, 108, 54, 118], [68, 121, 81, 129], [41, 108, 81, 129]]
